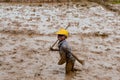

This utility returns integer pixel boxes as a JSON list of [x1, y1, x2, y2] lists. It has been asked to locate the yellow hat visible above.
[[56, 28, 69, 37]]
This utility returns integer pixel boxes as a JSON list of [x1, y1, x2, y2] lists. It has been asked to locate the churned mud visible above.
[[0, 1, 120, 80]]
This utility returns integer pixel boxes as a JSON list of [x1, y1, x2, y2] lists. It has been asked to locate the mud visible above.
[[0, 1, 120, 80]]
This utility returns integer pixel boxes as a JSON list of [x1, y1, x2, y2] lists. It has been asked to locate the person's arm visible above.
[[62, 44, 71, 53], [50, 47, 59, 51]]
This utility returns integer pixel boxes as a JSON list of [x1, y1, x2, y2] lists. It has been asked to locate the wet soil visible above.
[[0, 2, 120, 80]]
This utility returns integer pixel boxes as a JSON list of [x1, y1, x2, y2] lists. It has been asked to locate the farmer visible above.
[[50, 28, 77, 74]]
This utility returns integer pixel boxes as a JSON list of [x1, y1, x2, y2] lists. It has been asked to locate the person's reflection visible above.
[[64, 72, 76, 80]]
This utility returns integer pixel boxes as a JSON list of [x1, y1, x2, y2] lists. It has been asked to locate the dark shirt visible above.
[[58, 40, 75, 63]]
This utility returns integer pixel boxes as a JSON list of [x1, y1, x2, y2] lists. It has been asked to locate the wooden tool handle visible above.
[[72, 53, 84, 65]]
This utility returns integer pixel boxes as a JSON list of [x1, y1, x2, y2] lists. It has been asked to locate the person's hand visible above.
[[68, 22, 71, 26]]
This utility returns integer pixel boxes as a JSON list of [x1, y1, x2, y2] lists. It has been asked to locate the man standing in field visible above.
[[50, 28, 84, 74]]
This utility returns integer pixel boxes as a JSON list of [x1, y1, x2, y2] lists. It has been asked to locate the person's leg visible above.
[[65, 60, 74, 74], [71, 59, 75, 71], [71, 60, 82, 72]]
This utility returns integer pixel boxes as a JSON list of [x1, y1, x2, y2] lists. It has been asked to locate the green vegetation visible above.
[[111, 0, 120, 4]]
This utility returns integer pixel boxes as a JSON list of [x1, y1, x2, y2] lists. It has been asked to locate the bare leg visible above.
[[65, 59, 75, 74]]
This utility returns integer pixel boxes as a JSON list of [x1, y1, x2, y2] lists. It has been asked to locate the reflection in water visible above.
[[64, 72, 76, 80]]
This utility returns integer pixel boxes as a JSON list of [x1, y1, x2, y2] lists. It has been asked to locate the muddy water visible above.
[[0, 1, 120, 80]]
